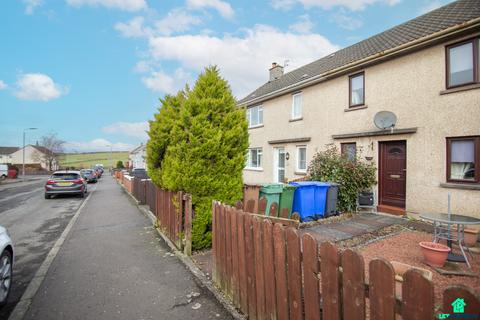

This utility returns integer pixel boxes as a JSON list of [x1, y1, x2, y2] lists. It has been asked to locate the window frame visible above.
[[247, 105, 264, 128], [291, 92, 302, 120], [246, 147, 263, 169], [341, 142, 357, 162], [349, 72, 365, 108], [446, 136, 480, 184], [296, 145, 307, 172], [445, 38, 479, 89]]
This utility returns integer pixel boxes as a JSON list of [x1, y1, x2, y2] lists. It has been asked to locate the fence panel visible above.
[[262, 220, 276, 320], [231, 208, 240, 307], [253, 216, 266, 319], [341, 249, 365, 320], [402, 269, 434, 320], [320, 242, 341, 320], [273, 223, 289, 320], [244, 214, 257, 319], [369, 259, 395, 320], [286, 228, 303, 320], [237, 211, 248, 314], [303, 233, 320, 320], [225, 206, 233, 298]]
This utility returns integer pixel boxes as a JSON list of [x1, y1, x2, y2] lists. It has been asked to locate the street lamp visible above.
[[22, 127, 38, 178], [105, 144, 113, 169]]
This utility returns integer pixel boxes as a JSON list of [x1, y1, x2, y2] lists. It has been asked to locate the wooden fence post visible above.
[[369, 258, 395, 320], [225, 206, 233, 298], [303, 233, 321, 320], [253, 216, 266, 319], [231, 207, 240, 308], [442, 285, 480, 317], [341, 249, 365, 320], [244, 213, 257, 319], [183, 194, 192, 256], [320, 242, 341, 320], [237, 211, 248, 314], [212, 201, 218, 284]]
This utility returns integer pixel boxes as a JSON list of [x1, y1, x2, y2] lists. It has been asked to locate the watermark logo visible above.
[[438, 297, 479, 319], [452, 298, 466, 314]]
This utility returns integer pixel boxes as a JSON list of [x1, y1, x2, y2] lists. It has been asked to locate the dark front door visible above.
[[379, 141, 406, 208]]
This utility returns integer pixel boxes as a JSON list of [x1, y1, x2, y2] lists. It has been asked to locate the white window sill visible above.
[[245, 167, 263, 172], [295, 170, 307, 175], [248, 124, 264, 130], [289, 117, 303, 122]]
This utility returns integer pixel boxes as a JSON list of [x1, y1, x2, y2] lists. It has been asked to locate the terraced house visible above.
[[239, 0, 480, 217]]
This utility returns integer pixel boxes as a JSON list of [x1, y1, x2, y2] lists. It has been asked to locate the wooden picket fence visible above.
[[122, 176, 193, 255], [212, 202, 480, 320]]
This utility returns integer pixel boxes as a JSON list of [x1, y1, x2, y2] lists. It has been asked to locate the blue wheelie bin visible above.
[[289, 181, 331, 221]]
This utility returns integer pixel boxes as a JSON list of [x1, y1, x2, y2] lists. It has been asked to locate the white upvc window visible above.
[[291, 93, 302, 120], [296, 146, 307, 172], [247, 148, 263, 169], [247, 105, 263, 128]]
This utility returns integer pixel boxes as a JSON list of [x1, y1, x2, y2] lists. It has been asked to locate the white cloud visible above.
[[102, 121, 149, 139], [23, 0, 43, 14], [331, 11, 363, 30], [133, 60, 152, 73], [14, 73, 68, 101], [64, 138, 134, 152], [115, 16, 151, 38], [147, 25, 339, 97], [289, 15, 314, 34], [115, 10, 202, 38], [142, 68, 193, 94], [186, 0, 234, 18], [66, 0, 147, 11], [271, 0, 400, 11], [0, 80, 7, 90]]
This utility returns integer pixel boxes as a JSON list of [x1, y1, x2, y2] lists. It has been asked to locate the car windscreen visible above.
[[52, 173, 80, 180]]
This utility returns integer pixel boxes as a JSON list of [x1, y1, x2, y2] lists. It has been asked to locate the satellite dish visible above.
[[374, 111, 397, 130]]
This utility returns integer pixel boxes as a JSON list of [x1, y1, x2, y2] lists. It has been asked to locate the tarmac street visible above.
[[21, 175, 231, 320]]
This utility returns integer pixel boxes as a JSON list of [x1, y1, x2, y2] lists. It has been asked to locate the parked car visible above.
[[93, 166, 103, 179], [80, 169, 97, 183], [7, 166, 18, 179], [44, 171, 87, 199], [0, 226, 13, 308], [0, 165, 7, 180]]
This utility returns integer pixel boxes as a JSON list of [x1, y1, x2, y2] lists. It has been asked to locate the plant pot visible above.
[[391, 261, 433, 298], [452, 227, 480, 247], [419, 242, 451, 268]]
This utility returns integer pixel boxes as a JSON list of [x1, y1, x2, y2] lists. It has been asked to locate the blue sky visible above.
[[0, 0, 453, 152]]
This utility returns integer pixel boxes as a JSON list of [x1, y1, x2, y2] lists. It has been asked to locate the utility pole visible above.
[[22, 127, 38, 178]]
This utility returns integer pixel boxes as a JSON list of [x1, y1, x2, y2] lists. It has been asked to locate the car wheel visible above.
[[44, 194, 50, 199], [0, 250, 12, 307]]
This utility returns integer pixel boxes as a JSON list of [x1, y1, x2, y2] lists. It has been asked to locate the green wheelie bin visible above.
[[279, 185, 296, 218], [259, 183, 283, 216]]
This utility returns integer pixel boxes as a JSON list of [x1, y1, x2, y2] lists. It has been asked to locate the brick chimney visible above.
[[269, 62, 284, 81]]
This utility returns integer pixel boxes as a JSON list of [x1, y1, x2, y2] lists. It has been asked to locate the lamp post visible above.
[[22, 127, 38, 178]]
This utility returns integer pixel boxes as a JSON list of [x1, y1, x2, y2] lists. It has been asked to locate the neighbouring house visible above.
[[239, 0, 480, 217], [129, 143, 146, 169], [10, 144, 59, 171], [0, 147, 19, 164]]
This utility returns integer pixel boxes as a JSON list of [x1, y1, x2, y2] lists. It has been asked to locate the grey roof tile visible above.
[[239, 0, 480, 105]]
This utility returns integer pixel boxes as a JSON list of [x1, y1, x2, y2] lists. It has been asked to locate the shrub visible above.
[[148, 66, 249, 250], [307, 144, 376, 212], [116, 160, 124, 169]]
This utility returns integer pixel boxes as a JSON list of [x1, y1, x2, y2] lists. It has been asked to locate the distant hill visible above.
[[57, 151, 129, 169]]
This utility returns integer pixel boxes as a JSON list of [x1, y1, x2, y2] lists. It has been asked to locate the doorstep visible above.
[[377, 204, 406, 216]]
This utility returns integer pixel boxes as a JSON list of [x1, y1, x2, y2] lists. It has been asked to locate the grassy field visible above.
[[57, 152, 129, 169]]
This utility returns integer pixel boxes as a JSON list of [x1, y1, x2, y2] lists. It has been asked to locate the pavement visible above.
[[0, 175, 88, 319], [300, 213, 406, 242], [22, 175, 231, 320]]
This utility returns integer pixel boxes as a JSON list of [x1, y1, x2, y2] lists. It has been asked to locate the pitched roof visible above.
[[0, 147, 20, 155], [130, 144, 146, 154], [31, 145, 54, 155], [239, 0, 480, 105]]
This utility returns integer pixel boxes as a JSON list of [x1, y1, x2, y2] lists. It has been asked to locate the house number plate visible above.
[[390, 174, 401, 179]]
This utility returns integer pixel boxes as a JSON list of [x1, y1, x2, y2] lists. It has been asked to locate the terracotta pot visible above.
[[419, 242, 451, 268], [451, 227, 479, 247]]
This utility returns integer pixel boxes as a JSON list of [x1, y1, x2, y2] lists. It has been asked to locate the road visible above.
[[0, 177, 93, 319], [23, 175, 231, 320]]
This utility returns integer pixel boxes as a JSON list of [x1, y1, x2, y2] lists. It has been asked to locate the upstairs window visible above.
[[247, 148, 262, 168], [247, 105, 263, 128], [291, 93, 302, 120], [446, 39, 478, 88], [349, 72, 364, 107], [297, 146, 307, 172], [447, 137, 479, 183]]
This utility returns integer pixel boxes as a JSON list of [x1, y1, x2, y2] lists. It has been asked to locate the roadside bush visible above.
[[307, 144, 376, 212], [148, 66, 249, 250], [116, 160, 124, 169]]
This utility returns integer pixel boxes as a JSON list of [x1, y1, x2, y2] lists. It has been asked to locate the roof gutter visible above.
[[239, 17, 480, 107]]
